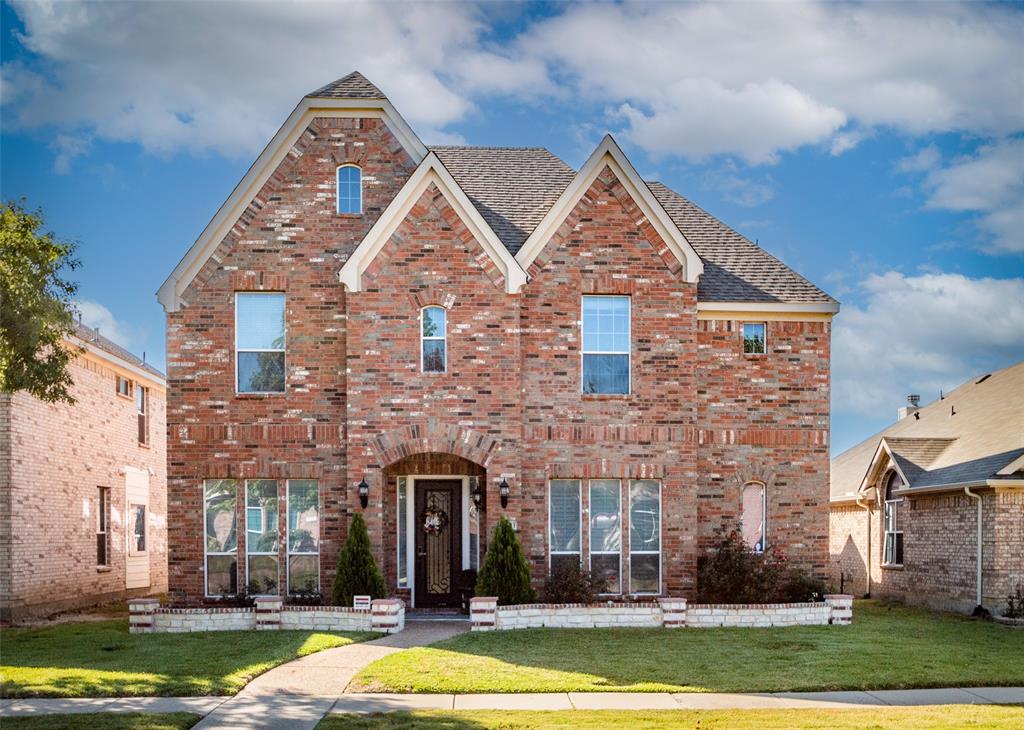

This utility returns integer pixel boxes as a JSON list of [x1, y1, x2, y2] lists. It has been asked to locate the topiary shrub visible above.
[[331, 512, 386, 607], [541, 562, 607, 604], [475, 516, 536, 605]]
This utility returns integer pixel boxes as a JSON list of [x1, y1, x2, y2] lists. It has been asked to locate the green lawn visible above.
[[319, 707, 1024, 730], [2, 714, 199, 730], [0, 619, 377, 698], [351, 601, 1024, 693]]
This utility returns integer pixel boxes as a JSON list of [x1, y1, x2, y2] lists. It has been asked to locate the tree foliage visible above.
[[0, 200, 81, 403], [475, 516, 536, 605], [331, 512, 387, 607]]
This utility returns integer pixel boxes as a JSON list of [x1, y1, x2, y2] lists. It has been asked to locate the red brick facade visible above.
[[163, 110, 832, 606]]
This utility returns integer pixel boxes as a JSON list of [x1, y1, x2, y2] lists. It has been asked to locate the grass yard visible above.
[[2, 713, 200, 730], [0, 619, 377, 698], [319, 707, 1024, 729], [351, 601, 1024, 693]]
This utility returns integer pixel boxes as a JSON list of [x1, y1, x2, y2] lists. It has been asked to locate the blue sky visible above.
[[2, 1, 1022, 454]]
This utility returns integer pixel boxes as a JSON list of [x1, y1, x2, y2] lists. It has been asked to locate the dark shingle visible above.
[[307, 71, 386, 100], [73, 321, 164, 379]]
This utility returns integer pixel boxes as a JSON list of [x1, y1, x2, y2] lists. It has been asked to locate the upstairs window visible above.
[[116, 376, 132, 398], [883, 471, 904, 566], [582, 295, 630, 394], [742, 481, 766, 552], [743, 322, 766, 354], [337, 165, 362, 214], [136, 385, 149, 445], [421, 306, 446, 373], [236, 292, 286, 393]]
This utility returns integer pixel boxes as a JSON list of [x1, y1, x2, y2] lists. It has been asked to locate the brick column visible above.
[[825, 594, 853, 625], [658, 597, 688, 628], [470, 596, 498, 631], [371, 598, 404, 634], [128, 598, 160, 634], [255, 596, 282, 630]]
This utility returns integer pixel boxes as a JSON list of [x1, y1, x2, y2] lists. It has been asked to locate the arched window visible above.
[[741, 481, 766, 552], [337, 165, 362, 214], [421, 306, 446, 373], [882, 470, 904, 565]]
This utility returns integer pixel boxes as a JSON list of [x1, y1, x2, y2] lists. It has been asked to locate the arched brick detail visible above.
[[732, 462, 777, 492], [370, 422, 502, 468], [409, 287, 457, 310]]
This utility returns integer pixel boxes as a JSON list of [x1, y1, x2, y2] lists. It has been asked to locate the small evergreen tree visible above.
[[332, 512, 386, 606], [475, 516, 536, 605]]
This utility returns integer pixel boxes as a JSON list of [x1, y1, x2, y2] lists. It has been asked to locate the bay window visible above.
[[287, 480, 320, 594], [589, 479, 622, 593], [204, 479, 238, 597], [245, 479, 279, 594]]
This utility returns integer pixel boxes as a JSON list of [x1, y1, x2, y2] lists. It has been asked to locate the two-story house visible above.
[[158, 72, 837, 607]]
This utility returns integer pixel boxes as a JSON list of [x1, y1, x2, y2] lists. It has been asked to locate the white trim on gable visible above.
[[515, 135, 704, 284], [858, 438, 910, 499], [157, 97, 427, 313], [337, 152, 528, 295]]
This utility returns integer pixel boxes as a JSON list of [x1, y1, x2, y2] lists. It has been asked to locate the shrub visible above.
[[542, 562, 608, 603], [476, 516, 536, 605], [331, 512, 386, 607], [1005, 584, 1024, 619], [779, 568, 827, 603]]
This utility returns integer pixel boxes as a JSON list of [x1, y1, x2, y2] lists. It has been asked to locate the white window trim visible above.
[[96, 487, 109, 567], [234, 292, 286, 395], [581, 295, 631, 395], [128, 503, 148, 557], [742, 321, 767, 355], [588, 479, 622, 595], [203, 479, 238, 599], [420, 305, 447, 374], [883, 498, 904, 566], [742, 480, 767, 553], [286, 479, 320, 595], [396, 476, 408, 589], [336, 163, 363, 215], [548, 479, 583, 571], [628, 479, 662, 595], [244, 480, 279, 595]]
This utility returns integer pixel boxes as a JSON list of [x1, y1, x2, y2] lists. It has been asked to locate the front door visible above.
[[414, 479, 462, 608]]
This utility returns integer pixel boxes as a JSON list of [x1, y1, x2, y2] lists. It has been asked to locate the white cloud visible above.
[[832, 272, 1024, 417], [74, 299, 134, 347], [896, 144, 941, 174], [50, 133, 90, 174], [701, 161, 776, 207]]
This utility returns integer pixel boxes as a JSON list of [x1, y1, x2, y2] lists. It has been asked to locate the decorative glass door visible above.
[[414, 479, 462, 607]]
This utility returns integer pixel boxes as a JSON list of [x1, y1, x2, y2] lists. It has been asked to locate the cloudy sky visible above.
[[2, 0, 1022, 453]]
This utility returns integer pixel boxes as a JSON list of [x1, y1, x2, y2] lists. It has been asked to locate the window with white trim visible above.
[[743, 322, 766, 354], [136, 385, 149, 445], [549, 479, 581, 574], [582, 295, 630, 394], [882, 471, 904, 566], [96, 487, 110, 566], [629, 479, 661, 594], [129, 504, 147, 554], [397, 476, 408, 588], [589, 479, 621, 593], [245, 479, 279, 594], [421, 306, 446, 373], [742, 481, 766, 552], [236, 292, 286, 393], [204, 479, 238, 596], [337, 165, 362, 214], [287, 480, 319, 594], [116, 376, 132, 398]]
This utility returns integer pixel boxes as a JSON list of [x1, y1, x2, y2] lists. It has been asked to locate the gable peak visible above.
[[306, 71, 386, 100]]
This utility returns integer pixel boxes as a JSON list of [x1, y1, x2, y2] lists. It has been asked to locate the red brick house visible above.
[[0, 323, 167, 622], [158, 72, 838, 608]]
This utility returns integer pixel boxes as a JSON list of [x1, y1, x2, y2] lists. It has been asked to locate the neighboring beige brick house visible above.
[[830, 361, 1024, 614], [0, 322, 167, 622]]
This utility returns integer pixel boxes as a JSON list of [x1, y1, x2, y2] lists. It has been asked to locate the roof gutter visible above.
[[963, 487, 983, 611]]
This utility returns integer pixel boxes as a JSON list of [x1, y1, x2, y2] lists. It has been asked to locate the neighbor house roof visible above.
[[72, 321, 165, 381], [830, 360, 1024, 502]]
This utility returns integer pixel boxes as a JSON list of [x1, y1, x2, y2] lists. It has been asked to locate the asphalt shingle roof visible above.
[[73, 321, 165, 379], [307, 71, 386, 100]]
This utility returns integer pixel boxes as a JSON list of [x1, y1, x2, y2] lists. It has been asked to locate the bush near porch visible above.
[[350, 601, 1024, 694]]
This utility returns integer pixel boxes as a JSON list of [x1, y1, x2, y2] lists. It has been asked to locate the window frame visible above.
[[336, 164, 363, 215], [588, 479, 622, 595], [116, 376, 133, 399], [397, 476, 408, 588], [136, 385, 149, 445], [628, 479, 662, 595], [97, 487, 110, 567], [420, 305, 447, 374], [234, 291, 286, 395], [244, 479, 280, 596], [882, 471, 904, 567], [581, 294, 631, 395], [741, 480, 767, 553], [203, 479, 239, 598], [286, 479, 320, 595], [742, 322, 767, 355], [548, 479, 582, 573], [129, 503, 147, 556]]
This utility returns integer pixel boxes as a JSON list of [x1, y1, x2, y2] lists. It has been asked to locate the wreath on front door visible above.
[[421, 508, 449, 535]]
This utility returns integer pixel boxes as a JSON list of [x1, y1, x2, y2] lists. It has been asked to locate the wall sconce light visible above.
[[470, 477, 485, 509], [499, 478, 510, 509], [358, 478, 369, 509]]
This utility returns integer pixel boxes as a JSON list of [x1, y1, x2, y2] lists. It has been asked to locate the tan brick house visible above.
[[0, 323, 167, 622], [830, 361, 1024, 614], [158, 72, 838, 608]]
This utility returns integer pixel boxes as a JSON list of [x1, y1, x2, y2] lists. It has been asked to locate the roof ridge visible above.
[[430, 145, 555, 151], [306, 70, 386, 100]]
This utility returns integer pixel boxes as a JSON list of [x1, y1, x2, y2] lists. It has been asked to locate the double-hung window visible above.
[[743, 322, 766, 354], [204, 479, 238, 596], [589, 479, 622, 593], [421, 306, 446, 373], [287, 480, 320, 594], [629, 479, 661, 594], [742, 481, 766, 552], [246, 480, 279, 594], [882, 471, 904, 566], [549, 479, 581, 574], [582, 295, 630, 394], [337, 165, 362, 214], [136, 385, 148, 445], [96, 487, 110, 566], [236, 292, 286, 393]]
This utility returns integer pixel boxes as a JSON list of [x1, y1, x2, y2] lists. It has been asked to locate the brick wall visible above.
[[0, 351, 166, 621]]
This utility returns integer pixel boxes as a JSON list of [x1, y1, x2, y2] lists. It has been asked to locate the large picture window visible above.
[[629, 479, 661, 594], [337, 165, 362, 214], [287, 480, 320, 594], [236, 292, 285, 393], [589, 479, 621, 593], [421, 306, 446, 373], [883, 471, 904, 566], [549, 479, 581, 574], [582, 295, 630, 394], [245, 480, 279, 594], [204, 479, 238, 597], [742, 481, 766, 552]]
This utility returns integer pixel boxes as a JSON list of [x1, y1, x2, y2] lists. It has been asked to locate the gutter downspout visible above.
[[856, 497, 872, 597], [964, 487, 983, 610]]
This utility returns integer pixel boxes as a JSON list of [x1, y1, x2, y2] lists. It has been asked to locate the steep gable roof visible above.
[[307, 71, 386, 99]]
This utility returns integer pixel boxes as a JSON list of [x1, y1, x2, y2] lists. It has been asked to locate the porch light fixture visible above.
[[358, 478, 369, 509], [470, 477, 485, 509], [499, 478, 510, 509]]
